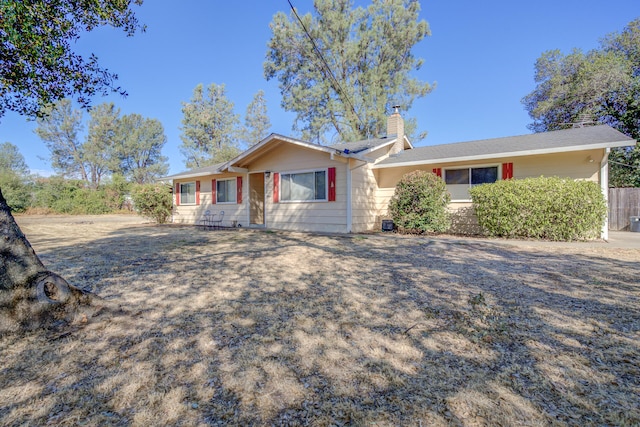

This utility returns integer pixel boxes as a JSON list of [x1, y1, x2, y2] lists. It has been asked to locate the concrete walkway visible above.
[[466, 230, 640, 250], [604, 230, 640, 249]]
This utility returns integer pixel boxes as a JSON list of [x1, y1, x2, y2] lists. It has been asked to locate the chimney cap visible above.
[[392, 105, 401, 114]]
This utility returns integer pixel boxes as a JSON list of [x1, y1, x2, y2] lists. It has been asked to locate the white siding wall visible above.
[[247, 144, 349, 233], [173, 174, 248, 226], [350, 160, 380, 232], [371, 149, 606, 233]]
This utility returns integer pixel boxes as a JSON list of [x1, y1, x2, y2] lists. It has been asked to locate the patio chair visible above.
[[199, 210, 215, 229], [211, 211, 224, 229]]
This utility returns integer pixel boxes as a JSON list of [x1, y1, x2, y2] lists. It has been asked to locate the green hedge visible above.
[[388, 170, 451, 233], [469, 176, 607, 241]]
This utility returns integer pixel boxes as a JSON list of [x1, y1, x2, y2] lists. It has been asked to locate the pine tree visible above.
[[179, 83, 242, 168], [243, 90, 271, 146], [264, 0, 432, 143]]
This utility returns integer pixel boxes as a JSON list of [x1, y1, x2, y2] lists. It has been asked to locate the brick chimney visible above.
[[387, 106, 405, 155]]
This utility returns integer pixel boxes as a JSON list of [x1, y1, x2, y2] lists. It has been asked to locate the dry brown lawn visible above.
[[1, 215, 639, 426]]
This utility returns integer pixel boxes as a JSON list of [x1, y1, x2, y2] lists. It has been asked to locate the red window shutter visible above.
[[273, 172, 279, 203], [328, 167, 336, 202], [432, 168, 442, 178], [502, 163, 514, 179], [195, 180, 201, 205], [211, 179, 217, 204], [175, 183, 180, 206], [237, 176, 243, 204]]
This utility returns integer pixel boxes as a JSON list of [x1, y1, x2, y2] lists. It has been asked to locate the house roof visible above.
[[163, 132, 400, 180], [329, 137, 391, 154], [374, 125, 636, 168], [162, 162, 226, 180], [329, 135, 412, 154], [226, 133, 339, 170]]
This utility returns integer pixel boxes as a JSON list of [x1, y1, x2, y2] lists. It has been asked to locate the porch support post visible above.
[[601, 148, 610, 240]]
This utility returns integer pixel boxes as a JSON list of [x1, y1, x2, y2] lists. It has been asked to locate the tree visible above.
[[0, 142, 29, 176], [34, 99, 88, 182], [85, 102, 120, 188], [0, 0, 144, 328], [243, 90, 271, 146], [0, 142, 31, 212], [114, 114, 169, 184], [522, 18, 640, 187], [0, 0, 144, 120], [264, 0, 432, 143], [179, 83, 242, 168]]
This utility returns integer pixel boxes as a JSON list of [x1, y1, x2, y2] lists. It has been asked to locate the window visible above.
[[179, 182, 196, 205], [445, 166, 498, 200], [217, 178, 237, 203], [281, 170, 327, 201]]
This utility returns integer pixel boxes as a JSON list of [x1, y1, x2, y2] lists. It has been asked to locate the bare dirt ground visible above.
[[2, 214, 639, 426]]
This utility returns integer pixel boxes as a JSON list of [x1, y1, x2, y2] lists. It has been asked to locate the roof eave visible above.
[[162, 169, 223, 180], [373, 139, 635, 169], [356, 138, 396, 155]]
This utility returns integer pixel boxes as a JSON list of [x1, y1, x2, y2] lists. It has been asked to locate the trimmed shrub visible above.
[[388, 170, 451, 233], [469, 176, 607, 241], [131, 183, 173, 224]]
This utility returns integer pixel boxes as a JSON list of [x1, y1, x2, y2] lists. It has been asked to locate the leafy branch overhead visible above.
[[265, 0, 433, 143], [0, 0, 145, 119]]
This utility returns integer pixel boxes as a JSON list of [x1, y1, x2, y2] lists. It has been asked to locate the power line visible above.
[[286, 0, 365, 136], [610, 159, 640, 169]]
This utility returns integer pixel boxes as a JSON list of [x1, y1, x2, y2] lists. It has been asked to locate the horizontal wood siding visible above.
[[257, 144, 349, 233], [609, 188, 640, 231], [173, 174, 248, 226], [514, 150, 602, 181], [350, 162, 380, 232], [373, 149, 606, 233]]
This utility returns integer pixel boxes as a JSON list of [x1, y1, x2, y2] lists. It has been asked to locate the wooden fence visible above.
[[609, 188, 640, 230]]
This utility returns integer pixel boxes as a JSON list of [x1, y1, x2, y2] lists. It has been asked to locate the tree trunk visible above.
[[0, 187, 89, 331]]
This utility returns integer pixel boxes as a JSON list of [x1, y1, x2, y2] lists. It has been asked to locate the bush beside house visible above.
[[388, 170, 451, 233], [470, 176, 607, 241], [131, 183, 173, 224]]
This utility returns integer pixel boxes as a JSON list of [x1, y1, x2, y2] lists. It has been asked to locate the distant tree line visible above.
[[0, 140, 135, 214], [35, 99, 169, 187]]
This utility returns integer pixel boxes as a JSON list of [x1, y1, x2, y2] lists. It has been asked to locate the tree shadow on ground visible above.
[[1, 224, 638, 426]]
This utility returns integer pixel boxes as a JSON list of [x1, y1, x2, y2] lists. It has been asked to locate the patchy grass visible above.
[[2, 215, 639, 426]]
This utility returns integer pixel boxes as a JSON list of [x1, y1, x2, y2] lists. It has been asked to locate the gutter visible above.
[[372, 140, 635, 169]]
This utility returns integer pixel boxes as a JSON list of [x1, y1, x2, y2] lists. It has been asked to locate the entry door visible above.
[[249, 172, 265, 225]]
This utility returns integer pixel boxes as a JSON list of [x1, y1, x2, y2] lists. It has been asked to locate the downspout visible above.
[[601, 148, 610, 241]]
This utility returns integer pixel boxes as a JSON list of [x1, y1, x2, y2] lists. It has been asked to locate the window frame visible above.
[[179, 181, 197, 205], [444, 164, 500, 202], [279, 168, 328, 203], [216, 177, 237, 204]]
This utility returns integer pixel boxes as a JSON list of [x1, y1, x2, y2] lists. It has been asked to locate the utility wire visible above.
[[610, 159, 640, 169], [286, 0, 365, 136]]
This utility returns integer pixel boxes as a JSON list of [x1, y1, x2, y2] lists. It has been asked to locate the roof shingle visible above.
[[376, 125, 635, 167]]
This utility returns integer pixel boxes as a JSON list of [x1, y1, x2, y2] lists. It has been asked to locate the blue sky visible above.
[[2, 1, 637, 176]]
